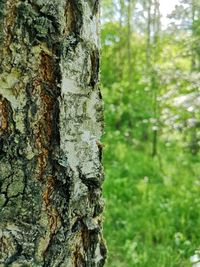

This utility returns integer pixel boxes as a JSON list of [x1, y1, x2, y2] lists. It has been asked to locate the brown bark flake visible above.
[[40, 53, 55, 84], [42, 177, 60, 257], [64, 1, 77, 35], [32, 81, 54, 179], [0, 96, 9, 133], [3, 0, 18, 56]]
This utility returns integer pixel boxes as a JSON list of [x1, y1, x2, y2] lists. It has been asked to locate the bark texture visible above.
[[0, 0, 106, 266]]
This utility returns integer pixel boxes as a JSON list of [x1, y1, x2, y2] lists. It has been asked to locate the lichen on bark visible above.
[[0, 0, 106, 266]]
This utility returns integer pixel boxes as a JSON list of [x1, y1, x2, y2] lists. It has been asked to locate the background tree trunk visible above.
[[0, 0, 106, 266]]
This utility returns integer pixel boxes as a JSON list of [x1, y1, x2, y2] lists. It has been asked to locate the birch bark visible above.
[[0, 1, 106, 266]]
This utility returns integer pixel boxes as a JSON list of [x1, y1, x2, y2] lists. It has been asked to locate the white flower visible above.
[[190, 254, 200, 263]]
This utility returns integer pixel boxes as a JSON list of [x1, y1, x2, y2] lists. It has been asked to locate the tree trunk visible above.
[[127, 0, 133, 86], [146, 0, 151, 69], [151, 0, 160, 158], [0, 1, 106, 266]]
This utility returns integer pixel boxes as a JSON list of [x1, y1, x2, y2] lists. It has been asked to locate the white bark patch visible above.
[[95, 243, 104, 263], [81, 130, 92, 142], [61, 142, 79, 170], [82, 2, 100, 47], [73, 179, 88, 199], [61, 77, 82, 94], [0, 70, 21, 109]]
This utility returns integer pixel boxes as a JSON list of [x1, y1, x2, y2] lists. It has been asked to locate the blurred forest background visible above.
[[100, 0, 200, 266]]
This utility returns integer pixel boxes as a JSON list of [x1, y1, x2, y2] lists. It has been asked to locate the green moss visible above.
[[16, 3, 55, 44], [0, 194, 6, 207], [0, 0, 6, 42], [34, 17, 50, 37]]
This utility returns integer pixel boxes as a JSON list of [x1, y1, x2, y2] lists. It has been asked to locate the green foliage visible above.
[[103, 98, 200, 266], [101, 0, 200, 266]]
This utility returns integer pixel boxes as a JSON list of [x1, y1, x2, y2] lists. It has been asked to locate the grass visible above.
[[102, 107, 200, 267]]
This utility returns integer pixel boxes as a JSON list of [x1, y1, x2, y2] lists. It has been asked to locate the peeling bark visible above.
[[0, 1, 106, 266]]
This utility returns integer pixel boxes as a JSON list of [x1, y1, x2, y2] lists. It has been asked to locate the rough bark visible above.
[[0, 0, 106, 266]]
